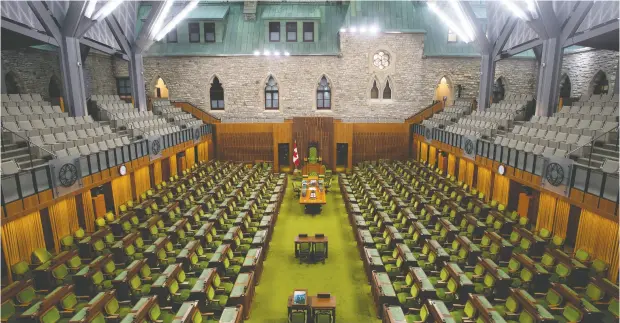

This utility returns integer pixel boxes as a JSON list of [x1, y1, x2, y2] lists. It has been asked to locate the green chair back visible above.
[[52, 264, 69, 281], [11, 261, 30, 277], [31, 248, 53, 265], [585, 283, 603, 301], [562, 304, 582, 322], [1, 300, 16, 321], [61, 293, 78, 310], [545, 289, 563, 307], [41, 307, 61, 323], [16, 286, 36, 305]]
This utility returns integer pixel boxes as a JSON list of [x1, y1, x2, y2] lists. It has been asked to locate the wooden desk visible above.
[[371, 271, 398, 318], [72, 254, 113, 296], [484, 231, 514, 262], [251, 230, 269, 258], [241, 248, 264, 284], [294, 235, 328, 258], [299, 177, 327, 209], [382, 304, 407, 323], [18, 285, 74, 323], [33, 250, 78, 290], [68, 291, 116, 322], [228, 272, 255, 319], [509, 288, 557, 322], [218, 305, 244, 323], [170, 301, 201, 323], [363, 248, 386, 283], [287, 289, 309, 314], [309, 295, 336, 322]]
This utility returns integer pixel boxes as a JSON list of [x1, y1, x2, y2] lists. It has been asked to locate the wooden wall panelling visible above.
[[352, 123, 408, 164], [216, 124, 275, 163], [292, 117, 335, 170]]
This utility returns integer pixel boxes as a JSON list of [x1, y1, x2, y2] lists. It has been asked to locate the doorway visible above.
[[49, 75, 62, 98], [278, 143, 290, 171], [434, 76, 452, 104], [154, 77, 169, 98], [336, 143, 348, 169]]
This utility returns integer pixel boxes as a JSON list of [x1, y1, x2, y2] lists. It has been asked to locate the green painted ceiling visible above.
[[138, 1, 535, 58]]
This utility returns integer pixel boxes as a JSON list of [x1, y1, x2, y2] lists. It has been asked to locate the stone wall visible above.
[[496, 58, 539, 96], [2, 35, 544, 119], [1, 48, 62, 101], [142, 33, 539, 120], [1, 48, 118, 100], [561, 49, 619, 97], [83, 51, 117, 96]]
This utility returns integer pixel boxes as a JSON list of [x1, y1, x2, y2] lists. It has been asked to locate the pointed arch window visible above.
[[210, 77, 224, 110], [265, 76, 279, 110], [317, 76, 331, 109], [383, 80, 392, 99], [371, 80, 379, 99]]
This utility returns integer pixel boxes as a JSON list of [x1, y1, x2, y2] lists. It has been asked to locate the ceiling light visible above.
[[151, 0, 175, 38], [428, 2, 471, 43], [360, 26, 367, 33], [263, 50, 271, 56], [350, 26, 357, 33], [448, 0, 475, 42], [274, 51, 281, 56], [84, 0, 98, 19], [369, 25, 379, 34], [154, 0, 199, 41], [501, 0, 529, 20], [92, 0, 124, 21], [525, 0, 538, 19], [284, 51, 290, 56], [340, 28, 346, 33], [253, 50, 260, 56]]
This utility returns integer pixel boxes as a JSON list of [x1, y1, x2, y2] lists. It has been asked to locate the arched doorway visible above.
[[492, 77, 506, 102], [154, 77, 169, 99], [49, 75, 62, 98], [434, 76, 452, 103], [559, 74, 571, 98], [590, 71, 609, 95], [5, 71, 20, 94]]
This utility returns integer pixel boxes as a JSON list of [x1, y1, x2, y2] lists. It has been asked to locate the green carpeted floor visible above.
[[247, 176, 381, 323]]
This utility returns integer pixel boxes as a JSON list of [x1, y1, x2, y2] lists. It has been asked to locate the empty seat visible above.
[[67, 147, 81, 156], [55, 149, 68, 158], [76, 129, 89, 139], [601, 159, 619, 174], [1, 160, 21, 175], [78, 145, 91, 156], [55, 132, 68, 143]]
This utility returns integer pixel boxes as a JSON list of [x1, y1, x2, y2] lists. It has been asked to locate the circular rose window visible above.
[[373, 51, 390, 69]]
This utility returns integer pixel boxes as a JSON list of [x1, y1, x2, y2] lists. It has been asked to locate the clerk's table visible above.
[[299, 177, 327, 213]]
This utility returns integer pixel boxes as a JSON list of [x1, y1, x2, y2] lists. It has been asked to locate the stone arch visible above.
[[559, 74, 571, 98], [369, 75, 380, 100], [493, 76, 507, 102], [49, 75, 62, 98], [382, 75, 394, 100], [154, 77, 169, 99], [315, 74, 333, 109], [263, 74, 280, 109], [5, 71, 21, 94], [589, 70, 609, 95], [209, 75, 225, 110], [434, 75, 454, 103]]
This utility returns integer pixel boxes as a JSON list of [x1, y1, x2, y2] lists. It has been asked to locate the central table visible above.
[[299, 176, 326, 214]]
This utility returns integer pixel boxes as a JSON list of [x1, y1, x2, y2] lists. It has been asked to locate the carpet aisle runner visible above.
[[247, 176, 381, 323]]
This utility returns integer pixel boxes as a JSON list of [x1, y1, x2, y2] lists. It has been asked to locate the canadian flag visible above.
[[293, 140, 300, 168]]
